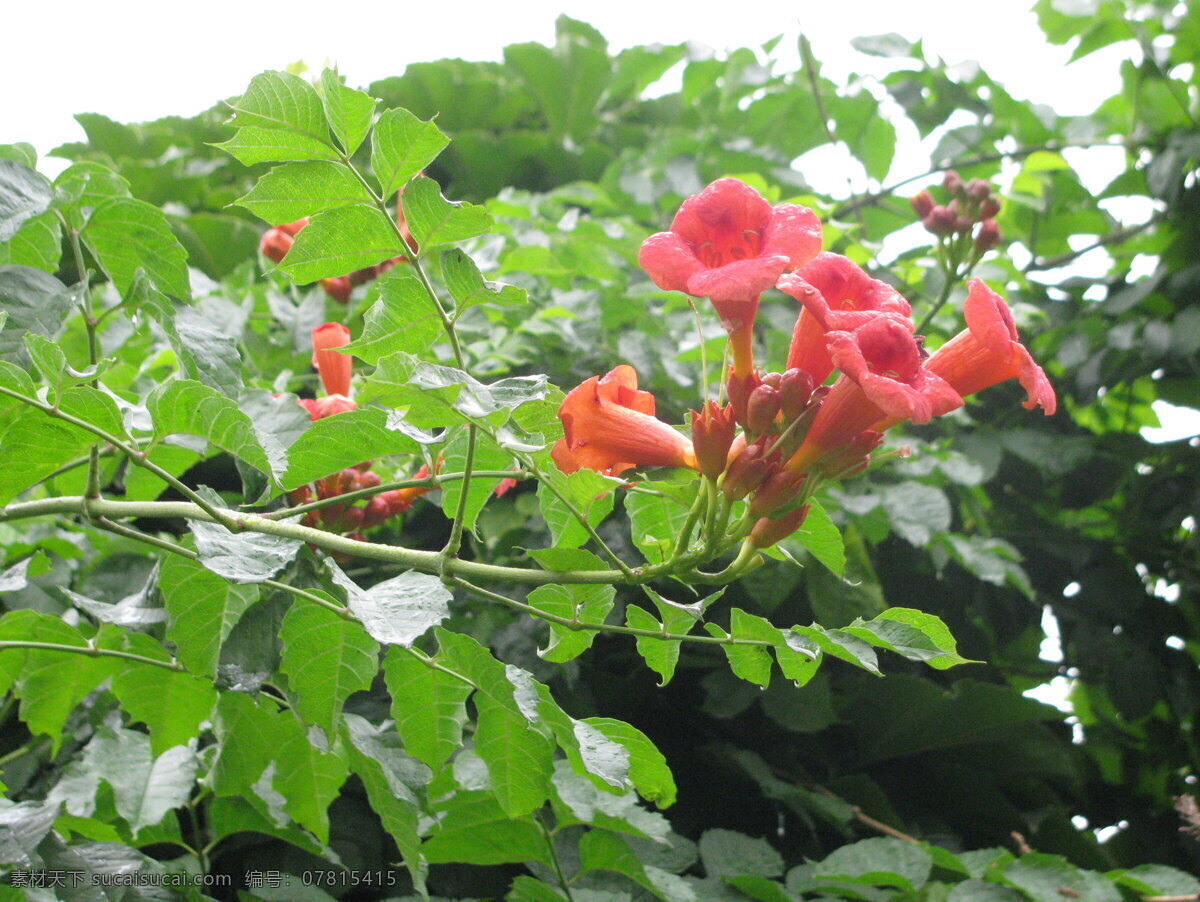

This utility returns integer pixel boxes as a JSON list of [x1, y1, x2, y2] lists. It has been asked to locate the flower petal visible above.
[[761, 203, 823, 269], [638, 231, 704, 293]]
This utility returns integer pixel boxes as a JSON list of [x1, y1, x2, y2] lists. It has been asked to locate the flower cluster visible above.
[[286, 323, 432, 537], [911, 170, 1002, 254], [553, 177, 1055, 550]]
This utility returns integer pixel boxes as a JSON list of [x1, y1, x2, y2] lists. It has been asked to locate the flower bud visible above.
[[942, 170, 964, 196], [749, 470, 807, 518], [348, 266, 378, 287], [285, 485, 311, 506], [690, 400, 737, 479], [817, 430, 885, 478], [277, 218, 309, 237], [966, 178, 991, 202], [923, 206, 957, 236], [355, 470, 381, 490], [726, 369, 762, 428], [746, 385, 781, 434], [259, 228, 294, 264], [779, 369, 814, 421], [361, 496, 392, 528], [320, 277, 352, 303], [338, 505, 364, 532], [311, 322, 353, 398], [749, 504, 810, 549], [909, 189, 935, 219], [760, 371, 783, 390], [975, 219, 1002, 253], [978, 197, 1001, 220], [723, 440, 770, 501]]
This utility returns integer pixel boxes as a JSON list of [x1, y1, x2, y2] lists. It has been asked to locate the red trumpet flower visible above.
[[779, 253, 913, 385], [298, 323, 356, 421], [552, 365, 698, 478], [639, 178, 821, 377], [924, 280, 1056, 414]]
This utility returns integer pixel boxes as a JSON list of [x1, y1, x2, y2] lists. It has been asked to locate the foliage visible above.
[[1, 4, 1200, 900]]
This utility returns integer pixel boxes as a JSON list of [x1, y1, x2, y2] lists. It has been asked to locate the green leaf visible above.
[[271, 711, 349, 843], [1001, 853, 1119, 902], [278, 204, 404, 284], [625, 605, 680, 686], [189, 490, 303, 582], [234, 161, 374, 225], [843, 608, 974, 670], [342, 713, 427, 893], [1115, 865, 1200, 897], [441, 248, 527, 311], [403, 176, 493, 249], [0, 265, 75, 365], [0, 143, 37, 166], [214, 127, 340, 165], [582, 718, 676, 808], [0, 610, 117, 751], [159, 554, 258, 678], [341, 271, 442, 364], [330, 563, 451, 647], [281, 407, 418, 490], [107, 633, 217, 757], [0, 210, 61, 272], [422, 792, 552, 866], [227, 70, 333, 145], [578, 829, 693, 901], [280, 598, 380, 735], [440, 429, 513, 537], [786, 497, 844, 576], [81, 197, 192, 301], [625, 487, 695, 564], [382, 645, 472, 770], [0, 160, 52, 242], [706, 609, 780, 688], [699, 828, 783, 878], [537, 468, 620, 549], [813, 836, 932, 892], [148, 379, 283, 479], [527, 583, 615, 662], [436, 629, 555, 816], [503, 34, 611, 142], [370, 108, 449, 199], [52, 161, 132, 231], [319, 70, 377, 157]]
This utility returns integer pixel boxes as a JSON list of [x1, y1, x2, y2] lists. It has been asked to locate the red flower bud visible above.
[[909, 190, 935, 219], [277, 218, 309, 237], [975, 219, 1002, 253], [311, 322, 353, 399], [723, 440, 771, 501], [259, 228, 294, 264], [361, 496, 392, 528], [727, 369, 762, 427], [966, 178, 991, 202], [760, 371, 783, 390], [978, 197, 1001, 220], [942, 170, 964, 196], [923, 206, 957, 236], [746, 385, 781, 434], [355, 470, 381, 491], [690, 400, 737, 479], [320, 277, 352, 303], [779, 368, 815, 421], [749, 470, 807, 518], [749, 504, 810, 549]]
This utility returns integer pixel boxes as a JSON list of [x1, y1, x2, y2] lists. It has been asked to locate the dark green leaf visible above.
[[382, 645, 472, 770], [0, 160, 52, 242], [159, 554, 258, 678]]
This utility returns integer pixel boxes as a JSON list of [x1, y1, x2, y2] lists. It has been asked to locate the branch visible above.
[[1023, 214, 1163, 272], [0, 640, 184, 672]]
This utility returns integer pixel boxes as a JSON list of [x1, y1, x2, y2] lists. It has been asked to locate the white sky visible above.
[[4, 0, 1124, 161]]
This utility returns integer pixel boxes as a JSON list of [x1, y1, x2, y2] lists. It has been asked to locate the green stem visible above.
[[62, 218, 102, 500], [0, 739, 47, 769], [539, 816, 576, 902], [442, 425, 477, 564], [0, 640, 184, 671], [914, 268, 959, 336]]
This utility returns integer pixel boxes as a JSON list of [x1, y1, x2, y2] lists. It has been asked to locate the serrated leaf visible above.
[[1001, 853, 1120, 902], [0, 210, 61, 272], [341, 271, 442, 364], [403, 176, 492, 249], [149, 379, 282, 479], [813, 836, 932, 892], [271, 711, 349, 842], [280, 598, 379, 735], [159, 554, 258, 678], [189, 506, 304, 584], [700, 828, 783, 879], [0, 265, 76, 365], [422, 792, 552, 866], [281, 406, 418, 490], [382, 645, 472, 770], [235, 161, 374, 225], [110, 656, 216, 757], [53, 161, 132, 230], [625, 604, 680, 686], [537, 468, 620, 549], [278, 204, 404, 284], [214, 127, 340, 165], [342, 713, 428, 893], [319, 70, 377, 157], [441, 248, 527, 311], [792, 623, 881, 676], [844, 608, 973, 670], [81, 197, 191, 301], [786, 497, 844, 576], [0, 160, 52, 242], [625, 487, 694, 564], [527, 582, 615, 662], [583, 718, 676, 809], [440, 429, 513, 537], [371, 108, 449, 199], [330, 563, 451, 647], [706, 610, 779, 688], [227, 70, 333, 144], [90, 728, 198, 835]]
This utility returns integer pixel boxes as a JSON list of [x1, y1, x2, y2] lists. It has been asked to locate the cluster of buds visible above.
[[288, 322, 434, 539], [910, 171, 1002, 254], [550, 177, 1055, 554], [259, 189, 418, 302]]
